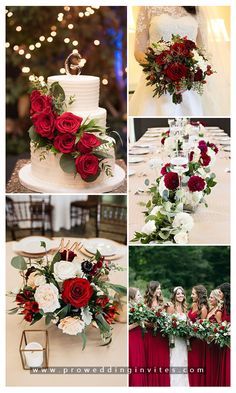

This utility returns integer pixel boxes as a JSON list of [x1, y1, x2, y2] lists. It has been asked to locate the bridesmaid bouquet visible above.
[[142, 34, 215, 104], [210, 321, 231, 348], [129, 303, 166, 334], [7, 240, 126, 349], [189, 319, 230, 347]]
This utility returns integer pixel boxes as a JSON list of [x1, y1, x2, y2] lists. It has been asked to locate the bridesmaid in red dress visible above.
[[144, 281, 170, 386], [217, 283, 230, 386], [129, 287, 148, 386], [188, 285, 208, 386], [205, 289, 222, 386]]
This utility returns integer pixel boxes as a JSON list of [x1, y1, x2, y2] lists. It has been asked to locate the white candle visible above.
[[24, 342, 43, 368]]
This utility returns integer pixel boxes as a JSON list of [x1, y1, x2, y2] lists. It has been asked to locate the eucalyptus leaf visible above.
[[50, 81, 65, 101], [11, 256, 27, 270], [106, 283, 127, 296], [78, 331, 87, 351], [60, 154, 76, 174]]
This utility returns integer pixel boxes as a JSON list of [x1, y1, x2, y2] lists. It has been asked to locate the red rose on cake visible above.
[[54, 133, 76, 153], [77, 132, 101, 153], [30, 90, 52, 114], [75, 154, 100, 180], [55, 112, 83, 134], [32, 107, 55, 139], [62, 277, 93, 308]]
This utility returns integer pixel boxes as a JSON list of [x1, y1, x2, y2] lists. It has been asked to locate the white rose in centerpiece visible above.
[[150, 206, 162, 215], [27, 271, 46, 288], [53, 260, 78, 281], [174, 231, 189, 244], [34, 274, 46, 287], [158, 176, 167, 196], [35, 283, 60, 313], [183, 191, 203, 207], [141, 220, 156, 235], [164, 136, 176, 153], [207, 147, 216, 167], [191, 147, 201, 163], [58, 316, 85, 335], [172, 212, 194, 232]]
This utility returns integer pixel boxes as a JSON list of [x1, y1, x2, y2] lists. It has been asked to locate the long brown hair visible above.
[[171, 286, 188, 313], [183, 6, 197, 15], [144, 281, 163, 307], [193, 285, 209, 316], [129, 287, 139, 302]]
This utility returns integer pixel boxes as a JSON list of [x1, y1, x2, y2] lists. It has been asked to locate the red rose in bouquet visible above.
[[200, 153, 211, 167], [96, 296, 110, 308], [171, 42, 190, 57], [161, 163, 171, 176], [54, 133, 76, 154], [164, 172, 179, 190], [104, 305, 117, 324], [55, 112, 83, 134], [77, 132, 101, 153], [188, 175, 205, 192], [75, 154, 100, 181], [32, 107, 55, 139], [155, 50, 171, 65], [30, 90, 52, 114], [165, 62, 188, 82], [62, 277, 93, 308], [183, 38, 196, 50]]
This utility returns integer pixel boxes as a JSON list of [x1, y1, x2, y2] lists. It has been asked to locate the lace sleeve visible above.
[[196, 7, 209, 51], [134, 7, 150, 64]]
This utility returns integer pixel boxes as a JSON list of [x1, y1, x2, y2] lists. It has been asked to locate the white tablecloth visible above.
[[6, 238, 127, 386], [129, 127, 230, 244]]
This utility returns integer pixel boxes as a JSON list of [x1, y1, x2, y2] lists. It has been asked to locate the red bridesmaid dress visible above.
[[188, 309, 206, 386], [144, 328, 170, 386], [129, 326, 148, 386], [218, 308, 230, 386], [205, 311, 222, 386]]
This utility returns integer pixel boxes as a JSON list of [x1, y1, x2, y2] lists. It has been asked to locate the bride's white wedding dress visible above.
[[170, 313, 189, 386], [130, 7, 206, 116]]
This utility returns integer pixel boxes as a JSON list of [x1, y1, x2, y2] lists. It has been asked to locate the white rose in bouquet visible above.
[[54, 260, 78, 281], [35, 283, 60, 313], [172, 212, 194, 232], [58, 316, 85, 335], [141, 220, 156, 235], [150, 205, 162, 215], [192, 50, 208, 72], [174, 231, 189, 244]]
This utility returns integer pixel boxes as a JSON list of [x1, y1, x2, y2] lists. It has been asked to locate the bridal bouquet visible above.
[[28, 78, 113, 182], [142, 34, 215, 104], [8, 241, 126, 349]]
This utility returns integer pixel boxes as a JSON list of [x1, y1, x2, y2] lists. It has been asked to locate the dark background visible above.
[[129, 246, 230, 303], [134, 118, 231, 141]]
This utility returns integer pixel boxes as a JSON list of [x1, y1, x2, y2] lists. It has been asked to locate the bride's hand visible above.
[[134, 50, 148, 65]]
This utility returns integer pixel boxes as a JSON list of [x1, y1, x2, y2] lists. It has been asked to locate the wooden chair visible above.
[[97, 203, 127, 244], [6, 196, 54, 240], [70, 196, 99, 231]]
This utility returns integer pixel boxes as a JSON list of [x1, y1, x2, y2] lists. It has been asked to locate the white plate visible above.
[[129, 149, 150, 155], [144, 133, 159, 137], [129, 169, 136, 176], [13, 236, 60, 254], [135, 144, 151, 148], [129, 156, 145, 163], [83, 239, 118, 256], [141, 137, 158, 142]]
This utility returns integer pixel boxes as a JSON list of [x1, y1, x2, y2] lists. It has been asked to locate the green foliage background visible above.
[[129, 246, 230, 303]]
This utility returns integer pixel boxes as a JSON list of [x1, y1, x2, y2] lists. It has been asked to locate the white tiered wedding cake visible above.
[[19, 69, 125, 193]]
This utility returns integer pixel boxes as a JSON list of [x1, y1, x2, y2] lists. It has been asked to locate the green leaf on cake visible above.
[[11, 256, 27, 270], [59, 154, 76, 174], [50, 81, 65, 101], [83, 169, 101, 182], [28, 125, 49, 148]]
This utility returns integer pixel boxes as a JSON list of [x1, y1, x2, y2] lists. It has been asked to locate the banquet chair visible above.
[[6, 196, 54, 240], [70, 196, 99, 231], [97, 203, 127, 244], [29, 196, 54, 237]]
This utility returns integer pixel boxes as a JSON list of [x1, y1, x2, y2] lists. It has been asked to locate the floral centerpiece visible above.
[[142, 34, 215, 104], [132, 138, 218, 244], [8, 240, 126, 349], [28, 79, 114, 182]]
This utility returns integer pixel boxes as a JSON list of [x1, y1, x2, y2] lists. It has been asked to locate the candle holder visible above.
[[19, 330, 49, 370]]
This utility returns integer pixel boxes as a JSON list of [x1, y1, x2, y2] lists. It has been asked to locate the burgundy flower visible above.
[[155, 50, 171, 65], [24, 301, 39, 313], [15, 294, 25, 304], [62, 277, 93, 308], [189, 151, 194, 162], [96, 296, 110, 308], [30, 90, 52, 115], [23, 312, 33, 322], [104, 306, 117, 324], [183, 38, 196, 50], [32, 107, 55, 139], [200, 153, 211, 167], [164, 172, 179, 190], [54, 133, 76, 154], [194, 68, 203, 82], [75, 154, 100, 181], [171, 42, 190, 57], [198, 140, 208, 154], [77, 132, 101, 154], [60, 250, 77, 262], [208, 142, 219, 154], [55, 112, 83, 134], [161, 163, 171, 176], [164, 62, 188, 82], [188, 175, 205, 192]]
